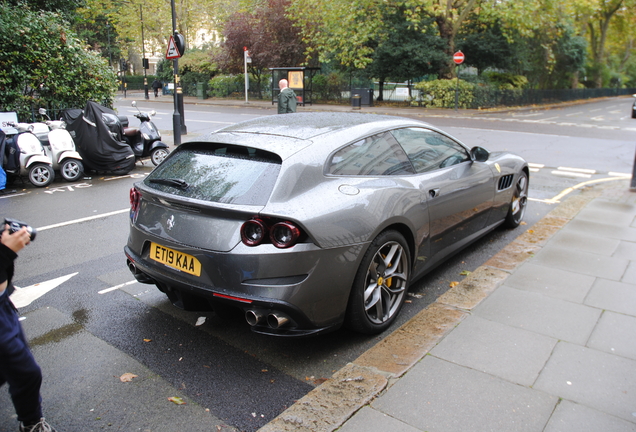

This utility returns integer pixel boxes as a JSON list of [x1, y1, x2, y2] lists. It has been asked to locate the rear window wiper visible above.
[[149, 178, 189, 189]]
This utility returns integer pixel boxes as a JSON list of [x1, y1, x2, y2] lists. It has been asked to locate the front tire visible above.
[[346, 230, 410, 334], [150, 147, 169, 166], [60, 159, 84, 182], [504, 171, 529, 228], [28, 163, 54, 187]]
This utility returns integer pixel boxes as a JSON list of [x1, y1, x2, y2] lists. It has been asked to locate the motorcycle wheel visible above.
[[150, 147, 169, 166], [60, 159, 84, 182], [29, 163, 55, 187]]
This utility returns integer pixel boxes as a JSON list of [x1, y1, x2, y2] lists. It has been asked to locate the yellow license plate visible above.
[[149, 242, 201, 277]]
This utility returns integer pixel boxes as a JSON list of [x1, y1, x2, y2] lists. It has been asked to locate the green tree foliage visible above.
[[72, 2, 120, 67], [290, 0, 392, 69], [456, 20, 521, 75], [216, 0, 309, 98], [367, 13, 446, 100], [1, 0, 84, 16], [0, 6, 118, 118]]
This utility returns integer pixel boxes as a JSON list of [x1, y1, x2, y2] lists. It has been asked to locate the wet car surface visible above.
[[125, 112, 528, 336]]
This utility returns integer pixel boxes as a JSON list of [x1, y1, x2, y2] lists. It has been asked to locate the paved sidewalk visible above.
[[259, 180, 636, 432]]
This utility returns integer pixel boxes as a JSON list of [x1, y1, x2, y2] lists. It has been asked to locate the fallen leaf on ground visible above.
[[449, 281, 459, 288], [459, 270, 471, 276], [143, 339, 152, 342], [119, 373, 137, 382], [195, 317, 206, 326], [168, 396, 186, 405]]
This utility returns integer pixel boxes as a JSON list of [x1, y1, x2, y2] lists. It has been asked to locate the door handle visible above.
[[429, 188, 440, 198]]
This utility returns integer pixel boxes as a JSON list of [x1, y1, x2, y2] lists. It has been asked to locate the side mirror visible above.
[[131, 101, 137, 107], [470, 146, 489, 162]]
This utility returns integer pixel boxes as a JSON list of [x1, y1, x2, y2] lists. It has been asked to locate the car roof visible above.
[[198, 112, 434, 160]]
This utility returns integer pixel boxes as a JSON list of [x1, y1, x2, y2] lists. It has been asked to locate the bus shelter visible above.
[[270, 67, 321, 107]]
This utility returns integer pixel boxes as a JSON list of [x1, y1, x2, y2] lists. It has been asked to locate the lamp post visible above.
[[140, 5, 149, 99], [170, 0, 182, 146], [106, 22, 112, 68]]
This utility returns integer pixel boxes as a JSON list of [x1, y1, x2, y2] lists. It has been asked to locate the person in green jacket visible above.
[[277, 79, 297, 114]]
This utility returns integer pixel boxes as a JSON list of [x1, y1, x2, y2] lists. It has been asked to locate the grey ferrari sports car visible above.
[[125, 112, 528, 337]]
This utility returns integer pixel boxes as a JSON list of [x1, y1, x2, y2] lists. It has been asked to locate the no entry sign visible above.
[[453, 51, 465, 64]]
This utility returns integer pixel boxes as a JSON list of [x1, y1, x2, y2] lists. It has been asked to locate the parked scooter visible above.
[[121, 101, 169, 166], [32, 108, 84, 182], [1, 118, 55, 187]]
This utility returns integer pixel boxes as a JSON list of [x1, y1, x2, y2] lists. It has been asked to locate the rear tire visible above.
[[28, 163, 54, 187], [345, 230, 410, 334], [60, 159, 84, 182]]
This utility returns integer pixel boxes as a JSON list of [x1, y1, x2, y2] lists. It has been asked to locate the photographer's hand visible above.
[[1, 224, 30, 253]]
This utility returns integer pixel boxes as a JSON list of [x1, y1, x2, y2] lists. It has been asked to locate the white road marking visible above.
[[0, 192, 28, 199], [557, 167, 596, 174], [552, 170, 592, 178], [528, 163, 545, 168], [37, 209, 129, 232], [186, 119, 235, 124], [98, 280, 138, 294], [513, 112, 543, 117], [104, 173, 147, 181], [10, 273, 78, 308]]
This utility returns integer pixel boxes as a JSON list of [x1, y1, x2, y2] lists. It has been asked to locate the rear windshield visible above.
[[144, 143, 282, 205]]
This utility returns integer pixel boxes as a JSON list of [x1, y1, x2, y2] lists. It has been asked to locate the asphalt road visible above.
[[0, 96, 633, 431]]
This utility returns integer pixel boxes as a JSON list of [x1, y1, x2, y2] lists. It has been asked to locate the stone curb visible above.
[[258, 180, 628, 432]]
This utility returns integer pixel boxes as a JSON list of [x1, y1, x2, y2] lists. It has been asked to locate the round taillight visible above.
[[270, 222, 300, 248], [241, 219, 267, 246], [129, 187, 141, 213], [129, 188, 138, 206]]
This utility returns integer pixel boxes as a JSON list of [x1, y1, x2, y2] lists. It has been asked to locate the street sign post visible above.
[[453, 51, 464, 111], [244, 46, 251, 104]]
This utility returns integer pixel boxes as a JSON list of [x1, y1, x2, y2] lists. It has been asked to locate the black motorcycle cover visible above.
[[62, 101, 135, 174]]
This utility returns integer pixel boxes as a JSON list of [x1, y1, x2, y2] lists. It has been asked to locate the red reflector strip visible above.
[[213, 293, 253, 303]]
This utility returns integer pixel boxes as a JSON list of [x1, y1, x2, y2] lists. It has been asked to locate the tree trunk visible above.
[[435, 16, 455, 79], [377, 79, 385, 101]]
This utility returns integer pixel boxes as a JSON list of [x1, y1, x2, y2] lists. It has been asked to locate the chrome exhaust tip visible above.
[[267, 313, 290, 329], [127, 259, 155, 284], [245, 309, 266, 326]]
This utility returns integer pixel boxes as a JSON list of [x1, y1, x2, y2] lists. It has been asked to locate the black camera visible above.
[[3, 218, 36, 241]]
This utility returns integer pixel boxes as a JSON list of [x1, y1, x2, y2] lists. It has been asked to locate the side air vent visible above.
[[498, 174, 514, 191]]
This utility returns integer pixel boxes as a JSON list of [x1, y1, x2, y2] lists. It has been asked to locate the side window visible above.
[[391, 128, 470, 173], [328, 132, 414, 176]]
